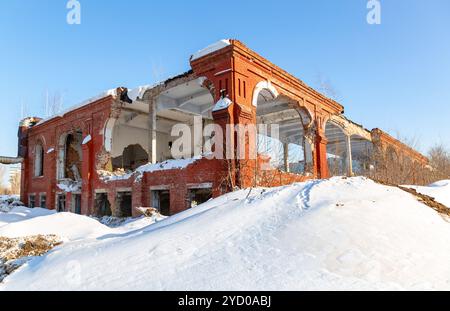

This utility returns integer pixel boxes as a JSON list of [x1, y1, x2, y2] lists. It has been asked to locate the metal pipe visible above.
[[0, 156, 23, 165]]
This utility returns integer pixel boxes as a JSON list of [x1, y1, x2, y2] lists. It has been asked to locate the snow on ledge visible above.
[[212, 97, 232, 112], [99, 155, 205, 182], [191, 39, 231, 61], [82, 135, 92, 145], [46, 148, 55, 154], [57, 181, 81, 193]]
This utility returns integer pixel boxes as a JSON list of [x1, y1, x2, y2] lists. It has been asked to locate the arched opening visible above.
[[34, 142, 44, 177], [57, 131, 83, 181], [325, 121, 347, 176], [254, 85, 313, 175], [349, 134, 373, 175]]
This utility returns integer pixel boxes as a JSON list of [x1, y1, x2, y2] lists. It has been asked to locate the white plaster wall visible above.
[[111, 124, 149, 158]]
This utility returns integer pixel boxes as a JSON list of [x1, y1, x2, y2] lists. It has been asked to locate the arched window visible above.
[[57, 131, 83, 180], [34, 142, 44, 177]]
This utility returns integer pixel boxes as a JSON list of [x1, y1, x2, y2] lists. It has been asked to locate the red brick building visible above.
[[14, 40, 428, 217]]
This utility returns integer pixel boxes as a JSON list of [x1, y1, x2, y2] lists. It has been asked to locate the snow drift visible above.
[[407, 180, 450, 207], [1, 177, 450, 291]]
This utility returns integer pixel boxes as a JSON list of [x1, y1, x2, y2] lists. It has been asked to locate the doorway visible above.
[[57, 194, 66, 213], [151, 190, 170, 216], [73, 194, 81, 215]]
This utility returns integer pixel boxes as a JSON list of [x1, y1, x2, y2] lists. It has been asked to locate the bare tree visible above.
[[428, 144, 450, 180], [151, 60, 166, 83], [394, 131, 421, 152], [44, 91, 64, 117], [9, 170, 21, 195], [0, 165, 9, 195], [315, 73, 341, 102]]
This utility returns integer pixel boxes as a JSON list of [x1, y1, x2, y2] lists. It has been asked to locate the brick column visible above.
[[212, 105, 236, 190], [131, 179, 144, 217], [81, 130, 92, 215], [170, 184, 188, 215], [107, 191, 117, 217], [47, 149, 56, 210], [234, 103, 256, 188], [65, 192, 72, 212], [315, 131, 329, 179]]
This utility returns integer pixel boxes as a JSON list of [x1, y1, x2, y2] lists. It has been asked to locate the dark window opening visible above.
[[73, 194, 81, 215], [40, 194, 47, 209], [188, 188, 212, 208], [95, 193, 112, 217], [34, 143, 44, 177], [57, 194, 66, 213], [65, 131, 83, 180], [238, 78, 241, 96], [151, 190, 170, 216], [116, 192, 132, 218], [29, 195, 36, 208]]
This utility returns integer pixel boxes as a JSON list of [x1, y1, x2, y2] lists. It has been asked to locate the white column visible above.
[[283, 142, 290, 173], [193, 116, 203, 157], [345, 135, 353, 176], [148, 97, 157, 164], [303, 138, 314, 174]]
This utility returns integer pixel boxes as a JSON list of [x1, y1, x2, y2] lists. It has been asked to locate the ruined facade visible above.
[[16, 40, 428, 217]]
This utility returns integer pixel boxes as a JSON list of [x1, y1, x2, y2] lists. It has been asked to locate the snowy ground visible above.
[[1, 177, 450, 291], [406, 180, 450, 208]]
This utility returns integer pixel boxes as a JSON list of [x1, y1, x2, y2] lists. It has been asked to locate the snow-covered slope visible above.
[[407, 180, 450, 208], [1, 177, 450, 291]]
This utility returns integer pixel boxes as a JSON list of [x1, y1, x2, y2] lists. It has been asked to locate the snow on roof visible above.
[[191, 39, 231, 61], [34, 84, 155, 127], [126, 85, 154, 102], [34, 76, 184, 128]]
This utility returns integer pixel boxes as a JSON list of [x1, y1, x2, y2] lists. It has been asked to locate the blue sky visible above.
[[0, 0, 449, 163]]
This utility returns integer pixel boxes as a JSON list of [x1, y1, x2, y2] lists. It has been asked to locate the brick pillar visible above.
[[131, 179, 144, 217], [107, 191, 117, 217], [315, 131, 329, 179], [20, 157, 29, 205], [170, 184, 187, 215], [234, 103, 256, 188], [47, 149, 56, 210], [212, 105, 236, 190], [81, 132, 92, 215], [66, 192, 72, 212]]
